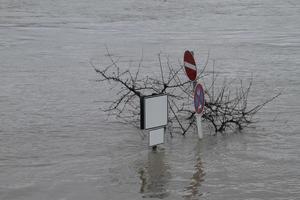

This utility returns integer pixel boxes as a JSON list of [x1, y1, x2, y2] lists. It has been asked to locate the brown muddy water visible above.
[[0, 0, 299, 199]]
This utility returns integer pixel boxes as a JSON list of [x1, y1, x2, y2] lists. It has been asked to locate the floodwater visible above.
[[0, 0, 299, 199]]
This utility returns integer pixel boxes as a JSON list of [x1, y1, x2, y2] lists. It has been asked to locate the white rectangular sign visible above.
[[142, 94, 168, 130], [149, 128, 165, 146]]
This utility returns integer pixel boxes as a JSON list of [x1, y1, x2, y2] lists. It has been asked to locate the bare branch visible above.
[[92, 50, 280, 134]]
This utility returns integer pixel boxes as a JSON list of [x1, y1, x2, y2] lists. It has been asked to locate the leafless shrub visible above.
[[91, 49, 280, 135]]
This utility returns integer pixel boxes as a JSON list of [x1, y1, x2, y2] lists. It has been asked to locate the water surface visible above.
[[0, 0, 299, 199]]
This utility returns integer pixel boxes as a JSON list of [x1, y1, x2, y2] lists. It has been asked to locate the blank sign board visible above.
[[149, 128, 165, 146], [140, 94, 168, 130]]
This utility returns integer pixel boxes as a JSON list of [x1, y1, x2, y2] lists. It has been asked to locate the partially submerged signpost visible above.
[[140, 48, 204, 149], [184, 50, 205, 139], [140, 94, 168, 149]]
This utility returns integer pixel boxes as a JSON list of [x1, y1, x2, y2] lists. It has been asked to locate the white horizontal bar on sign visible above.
[[184, 62, 196, 70], [149, 128, 165, 147]]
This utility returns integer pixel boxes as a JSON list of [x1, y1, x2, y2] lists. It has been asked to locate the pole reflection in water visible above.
[[183, 141, 205, 199], [138, 149, 171, 199]]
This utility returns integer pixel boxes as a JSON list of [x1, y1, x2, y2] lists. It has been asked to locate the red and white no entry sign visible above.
[[184, 50, 197, 81], [194, 83, 205, 114]]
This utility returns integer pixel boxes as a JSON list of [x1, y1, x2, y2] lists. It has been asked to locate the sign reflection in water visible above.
[[183, 156, 205, 199], [138, 141, 205, 199], [138, 149, 171, 198]]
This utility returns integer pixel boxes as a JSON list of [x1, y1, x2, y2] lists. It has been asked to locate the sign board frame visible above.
[[140, 94, 168, 130]]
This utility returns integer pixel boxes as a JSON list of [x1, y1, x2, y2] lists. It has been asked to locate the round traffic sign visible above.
[[194, 83, 205, 114], [184, 50, 197, 81]]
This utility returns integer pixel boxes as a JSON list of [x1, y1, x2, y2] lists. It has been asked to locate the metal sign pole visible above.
[[196, 114, 203, 139]]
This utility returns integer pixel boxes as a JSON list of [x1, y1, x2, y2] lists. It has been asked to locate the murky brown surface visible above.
[[0, 0, 299, 199]]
